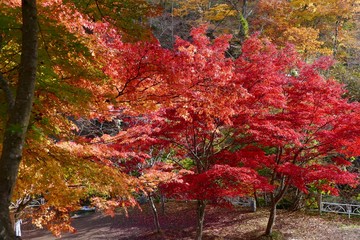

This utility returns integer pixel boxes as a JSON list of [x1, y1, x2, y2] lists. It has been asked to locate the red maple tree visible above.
[[64, 27, 360, 239], [232, 37, 360, 235], [121, 31, 359, 238]]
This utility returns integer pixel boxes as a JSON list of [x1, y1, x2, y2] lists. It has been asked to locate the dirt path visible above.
[[22, 202, 360, 239]]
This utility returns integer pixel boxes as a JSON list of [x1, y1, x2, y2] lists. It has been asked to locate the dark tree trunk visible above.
[[333, 19, 340, 58], [264, 148, 289, 237], [0, 0, 38, 239], [195, 200, 206, 240], [265, 202, 277, 236], [265, 183, 289, 236], [148, 195, 161, 233]]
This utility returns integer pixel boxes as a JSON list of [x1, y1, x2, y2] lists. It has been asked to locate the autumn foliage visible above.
[[78, 26, 360, 237], [0, 1, 359, 239]]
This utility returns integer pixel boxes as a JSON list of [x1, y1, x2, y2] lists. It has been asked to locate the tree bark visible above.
[[0, 0, 38, 239], [254, 190, 259, 207], [291, 190, 305, 211], [333, 19, 340, 58], [242, 0, 247, 14], [195, 200, 206, 240], [148, 195, 161, 233], [265, 202, 277, 236], [238, 0, 249, 41], [265, 180, 289, 236], [160, 194, 165, 215]]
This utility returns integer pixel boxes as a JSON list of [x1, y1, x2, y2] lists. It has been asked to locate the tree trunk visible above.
[[0, 0, 38, 239], [265, 182, 289, 236], [265, 202, 277, 236], [263, 192, 269, 206], [148, 195, 161, 233], [195, 200, 206, 240], [291, 190, 305, 211], [160, 194, 165, 215], [238, 0, 249, 41], [333, 19, 340, 58], [242, 0, 248, 16], [254, 190, 259, 207]]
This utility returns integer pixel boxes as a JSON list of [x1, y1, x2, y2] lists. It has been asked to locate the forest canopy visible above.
[[0, 0, 359, 239]]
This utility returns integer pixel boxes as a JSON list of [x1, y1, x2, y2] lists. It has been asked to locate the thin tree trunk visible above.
[[265, 202, 277, 235], [291, 190, 305, 211], [265, 182, 289, 236], [195, 200, 206, 240], [254, 190, 259, 207], [160, 194, 165, 215], [0, 0, 38, 239], [264, 192, 268, 206], [264, 148, 287, 236], [333, 19, 340, 58], [242, 0, 248, 16], [171, 0, 174, 45], [148, 195, 161, 233], [238, 0, 249, 41]]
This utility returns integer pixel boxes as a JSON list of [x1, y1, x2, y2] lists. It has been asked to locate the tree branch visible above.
[[0, 73, 15, 111]]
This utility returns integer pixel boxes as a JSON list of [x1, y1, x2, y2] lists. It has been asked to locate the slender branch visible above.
[[169, 157, 186, 169], [160, 136, 204, 170], [95, 0, 105, 20], [274, 177, 290, 203], [14, 195, 32, 218], [115, 53, 148, 98], [213, 130, 234, 147], [0, 73, 15, 111], [192, 123, 198, 157]]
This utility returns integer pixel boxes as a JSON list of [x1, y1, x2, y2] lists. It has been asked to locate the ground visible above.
[[22, 201, 360, 239]]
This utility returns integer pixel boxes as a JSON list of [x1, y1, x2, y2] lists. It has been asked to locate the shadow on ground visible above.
[[22, 201, 360, 240]]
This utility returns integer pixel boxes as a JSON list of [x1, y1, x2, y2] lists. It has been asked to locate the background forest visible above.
[[0, 1, 360, 239]]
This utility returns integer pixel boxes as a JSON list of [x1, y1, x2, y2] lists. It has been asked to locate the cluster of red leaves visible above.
[[57, 24, 360, 210], [161, 165, 273, 201], [93, 26, 360, 204]]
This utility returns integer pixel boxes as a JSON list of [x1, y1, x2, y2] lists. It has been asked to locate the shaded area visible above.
[[22, 201, 360, 240]]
